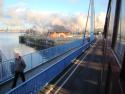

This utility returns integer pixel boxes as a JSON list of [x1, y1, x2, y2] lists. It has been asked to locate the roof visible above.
[[49, 25, 71, 33]]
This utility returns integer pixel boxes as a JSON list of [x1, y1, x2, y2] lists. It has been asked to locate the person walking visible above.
[[12, 52, 26, 88]]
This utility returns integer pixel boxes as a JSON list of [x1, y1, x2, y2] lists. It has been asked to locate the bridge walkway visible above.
[[0, 46, 80, 94], [39, 39, 108, 94]]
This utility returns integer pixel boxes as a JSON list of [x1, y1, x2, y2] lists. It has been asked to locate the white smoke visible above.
[[95, 12, 106, 29], [1, 6, 106, 32]]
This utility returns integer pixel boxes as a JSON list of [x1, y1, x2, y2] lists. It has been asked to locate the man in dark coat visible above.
[[12, 52, 26, 88]]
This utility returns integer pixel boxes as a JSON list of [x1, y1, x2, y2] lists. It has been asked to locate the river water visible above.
[[0, 32, 48, 81], [0, 32, 36, 61]]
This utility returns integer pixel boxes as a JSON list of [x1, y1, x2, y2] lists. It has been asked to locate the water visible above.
[[0, 32, 36, 61], [0, 32, 48, 82]]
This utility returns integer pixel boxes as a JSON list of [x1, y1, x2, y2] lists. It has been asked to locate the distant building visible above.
[[48, 25, 71, 39], [25, 28, 40, 35]]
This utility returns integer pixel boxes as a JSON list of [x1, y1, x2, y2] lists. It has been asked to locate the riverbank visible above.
[[19, 35, 55, 50], [19, 34, 82, 50]]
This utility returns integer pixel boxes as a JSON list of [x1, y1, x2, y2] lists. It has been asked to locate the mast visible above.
[[90, 0, 95, 41]]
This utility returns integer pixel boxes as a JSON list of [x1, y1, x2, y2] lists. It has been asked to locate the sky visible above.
[[0, 0, 109, 31], [3, 0, 108, 14]]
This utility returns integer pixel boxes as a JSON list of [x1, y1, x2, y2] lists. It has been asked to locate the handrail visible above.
[[1, 39, 82, 63], [0, 39, 84, 83], [111, 49, 122, 68], [7, 41, 90, 94]]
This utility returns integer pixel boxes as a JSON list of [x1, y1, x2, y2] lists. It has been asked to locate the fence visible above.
[[0, 39, 84, 83], [7, 40, 90, 94]]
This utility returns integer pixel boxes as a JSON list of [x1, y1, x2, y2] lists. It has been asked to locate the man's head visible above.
[[14, 49, 21, 59], [15, 53, 20, 59]]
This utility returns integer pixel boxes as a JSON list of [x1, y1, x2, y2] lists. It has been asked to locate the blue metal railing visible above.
[[0, 39, 83, 83], [7, 40, 90, 94]]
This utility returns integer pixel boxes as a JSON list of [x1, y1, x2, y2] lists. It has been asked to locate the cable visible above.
[[83, 0, 91, 39]]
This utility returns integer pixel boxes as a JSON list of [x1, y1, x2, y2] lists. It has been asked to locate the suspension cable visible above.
[[83, 0, 91, 39]]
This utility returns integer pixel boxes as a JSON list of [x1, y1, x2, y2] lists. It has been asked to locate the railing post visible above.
[[31, 53, 33, 68], [0, 63, 3, 81], [1, 63, 4, 81]]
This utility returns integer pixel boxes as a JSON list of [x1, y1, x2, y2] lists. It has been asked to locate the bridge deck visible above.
[[39, 39, 121, 94]]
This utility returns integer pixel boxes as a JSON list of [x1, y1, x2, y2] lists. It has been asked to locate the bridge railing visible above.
[[0, 39, 83, 83], [7, 40, 90, 94]]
